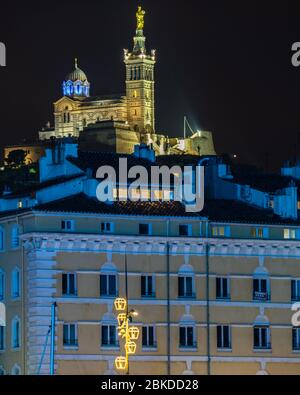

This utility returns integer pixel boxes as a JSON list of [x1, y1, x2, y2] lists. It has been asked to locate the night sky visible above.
[[1, 0, 300, 171]]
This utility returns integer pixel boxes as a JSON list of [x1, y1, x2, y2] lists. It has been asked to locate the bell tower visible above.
[[124, 6, 156, 134]]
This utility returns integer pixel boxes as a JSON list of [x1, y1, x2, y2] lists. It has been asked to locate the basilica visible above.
[[35, 6, 216, 158]]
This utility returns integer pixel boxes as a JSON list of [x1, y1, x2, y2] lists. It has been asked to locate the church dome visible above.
[[65, 64, 88, 83], [63, 59, 90, 98]]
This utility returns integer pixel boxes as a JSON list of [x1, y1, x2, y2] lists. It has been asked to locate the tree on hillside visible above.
[[5, 149, 27, 167]]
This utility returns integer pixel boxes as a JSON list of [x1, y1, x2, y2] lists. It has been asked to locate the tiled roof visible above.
[[79, 94, 124, 103], [33, 193, 300, 225]]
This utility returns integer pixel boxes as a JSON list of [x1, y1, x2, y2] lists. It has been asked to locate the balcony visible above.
[[253, 291, 270, 302]]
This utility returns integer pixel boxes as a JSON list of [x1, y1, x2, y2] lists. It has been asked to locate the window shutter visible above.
[[223, 326, 230, 348], [216, 278, 221, 298], [179, 327, 185, 346], [178, 277, 184, 297], [141, 276, 146, 296], [63, 324, 68, 344], [292, 280, 296, 300], [100, 275, 107, 296], [142, 327, 147, 346], [62, 274, 67, 295], [217, 326, 222, 348], [110, 326, 116, 345], [109, 275, 116, 296], [253, 279, 259, 293], [148, 276, 153, 295], [102, 326, 108, 345], [149, 326, 154, 346], [222, 278, 228, 298], [187, 327, 194, 346], [186, 277, 193, 296], [254, 327, 259, 347]]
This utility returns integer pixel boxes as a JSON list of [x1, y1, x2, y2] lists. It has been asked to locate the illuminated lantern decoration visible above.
[[129, 326, 139, 340], [115, 356, 127, 370], [114, 298, 127, 311], [117, 313, 127, 327], [125, 341, 137, 355]]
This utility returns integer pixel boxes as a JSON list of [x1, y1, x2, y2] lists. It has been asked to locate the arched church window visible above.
[[138, 67, 141, 80], [83, 119, 87, 127]]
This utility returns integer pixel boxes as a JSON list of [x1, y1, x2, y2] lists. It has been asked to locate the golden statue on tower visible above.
[[136, 6, 145, 30]]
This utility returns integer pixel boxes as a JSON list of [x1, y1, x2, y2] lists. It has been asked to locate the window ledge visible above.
[[63, 346, 79, 351], [11, 347, 21, 352], [292, 349, 300, 354], [253, 348, 272, 353], [142, 347, 158, 352], [179, 347, 198, 352], [101, 346, 120, 351]]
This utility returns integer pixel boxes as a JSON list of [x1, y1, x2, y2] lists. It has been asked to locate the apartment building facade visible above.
[[1, 199, 300, 375]]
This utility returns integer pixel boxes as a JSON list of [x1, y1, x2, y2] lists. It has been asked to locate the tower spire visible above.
[[75, 57, 78, 69]]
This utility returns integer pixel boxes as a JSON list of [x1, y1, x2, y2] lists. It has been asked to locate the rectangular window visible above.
[[142, 326, 156, 348], [212, 226, 225, 237], [63, 323, 78, 347], [0, 271, 4, 300], [251, 228, 267, 238], [12, 270, 20, 298], [179, 326, 196, 348], [178, 276, 194, 298], [139, 224, 151, 235], [0, 326, 4, 350], [217, 325, 231, 349], [216, 277, 230, 299], [101, 325, 117, 347], [253, 278, 269, 301], [292, 280, 300, 301], [100, 222, 113, 234], [284, 229, 296, 240], [253, 326, 270, 350], [100, 274, 117, 297], [62, 273, 77, 296], [0, 230, 3, 251], [141, 275, 155, 297], [11, 227, 19, 248], [179, 225, 191, 237], [293, 327, 300, 351], [12, 321, 20, 349], [61, 220, 74, 232]]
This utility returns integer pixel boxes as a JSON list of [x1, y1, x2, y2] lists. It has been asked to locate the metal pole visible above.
[[206, 244, 211, 375], [166, 220, 171, 375], [37, 327, 51, 375], [125, 253, 129, 375], [50, 302, 57, 375]]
